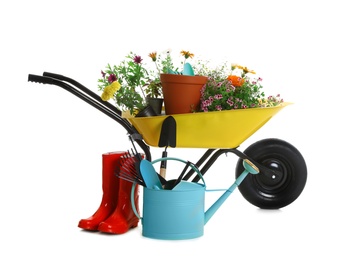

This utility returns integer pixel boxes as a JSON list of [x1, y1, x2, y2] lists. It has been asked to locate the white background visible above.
[[1, 0, 355, 259]]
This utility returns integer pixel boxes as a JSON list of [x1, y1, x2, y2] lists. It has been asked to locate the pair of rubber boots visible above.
[[78, 151, 139, 234]]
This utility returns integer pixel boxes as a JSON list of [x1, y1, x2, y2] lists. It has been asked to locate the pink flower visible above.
[[133, 55, 143, 64], [214, 94, 223, 100], [107, 74, 117, 83]]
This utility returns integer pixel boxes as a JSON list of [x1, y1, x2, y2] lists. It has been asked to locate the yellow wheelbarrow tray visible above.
[[128, 102, 292, 149]]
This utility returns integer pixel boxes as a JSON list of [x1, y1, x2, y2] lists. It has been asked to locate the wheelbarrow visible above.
[[27, 72, 307, 217]]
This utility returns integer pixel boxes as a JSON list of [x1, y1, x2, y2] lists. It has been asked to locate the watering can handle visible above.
[[131, 182, 142, 219], [130, 157, 206, 219], [151, 157, 206, 186]]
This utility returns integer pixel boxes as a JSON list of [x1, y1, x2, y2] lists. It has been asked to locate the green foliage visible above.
[[199, 63, 283, 112], [200, 77, 265, 111], [193, 59, 229, 81], [98, 49, 283, 114], [160, 51, 175, 74], [98, 52, 148, 114], [144, 78, 162, 98]]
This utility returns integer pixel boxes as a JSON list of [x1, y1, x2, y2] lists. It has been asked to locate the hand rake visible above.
[[115, 150, 146, 187]]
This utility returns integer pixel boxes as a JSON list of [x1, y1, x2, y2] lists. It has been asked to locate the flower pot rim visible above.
[[160, 73, 207, 78], [160, 74, 208, 85], [146, 97, 164, 100]]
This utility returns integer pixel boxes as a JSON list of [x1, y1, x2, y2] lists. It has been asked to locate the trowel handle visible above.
[[159, 167, 166, 178], [159, 150, 168, 178], [152, 157, 206, 187]]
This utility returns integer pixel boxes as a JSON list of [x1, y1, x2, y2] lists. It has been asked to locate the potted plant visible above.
[[143, 51, 166, 115], [143, 77, 163, 115], [149, 49, 208, 115], [98, 52, 157, 117], [197, 62, 283, 112], [99, 49, 284, 117]]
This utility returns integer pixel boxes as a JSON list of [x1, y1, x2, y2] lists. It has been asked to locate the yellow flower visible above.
[[101, 92, 111, 101], [231, 63, 239, 71], [110, 81, 121, 91], [101, 81, 121, 101], [237, 65, 256, 75], [180, 50, 194, 59]]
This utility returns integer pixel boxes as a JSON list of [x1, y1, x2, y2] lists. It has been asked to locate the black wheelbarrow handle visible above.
[[28, 72, 152, 161], [43, 72, 122, 116]]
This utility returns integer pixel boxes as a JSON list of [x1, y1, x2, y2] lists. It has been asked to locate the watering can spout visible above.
[[204, 159, 259, 225]]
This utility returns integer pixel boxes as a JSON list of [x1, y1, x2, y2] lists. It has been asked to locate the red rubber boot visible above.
[[78, 151, 126, 231], [97, 178, 140, 234]]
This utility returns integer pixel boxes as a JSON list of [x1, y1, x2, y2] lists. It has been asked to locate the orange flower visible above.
[[148, 52, 157, 62], [180, 50, 194, 59], [227, 75, 244, 87]]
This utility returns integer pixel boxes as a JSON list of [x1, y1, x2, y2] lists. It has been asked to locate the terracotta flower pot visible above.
[[160, 74, 208, 115]]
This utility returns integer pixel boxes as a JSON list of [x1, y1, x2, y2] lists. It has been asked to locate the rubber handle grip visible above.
[[28, 74, 55, 85]]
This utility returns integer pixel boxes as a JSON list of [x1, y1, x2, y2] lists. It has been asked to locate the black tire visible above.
[[236, 138, 307, 209]]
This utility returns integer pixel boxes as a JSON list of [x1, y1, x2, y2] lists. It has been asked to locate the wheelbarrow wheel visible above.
[[235, 138, 307, 209]]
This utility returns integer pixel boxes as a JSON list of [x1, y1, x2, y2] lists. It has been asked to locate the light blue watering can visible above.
[[131, 157, 259, 240]]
